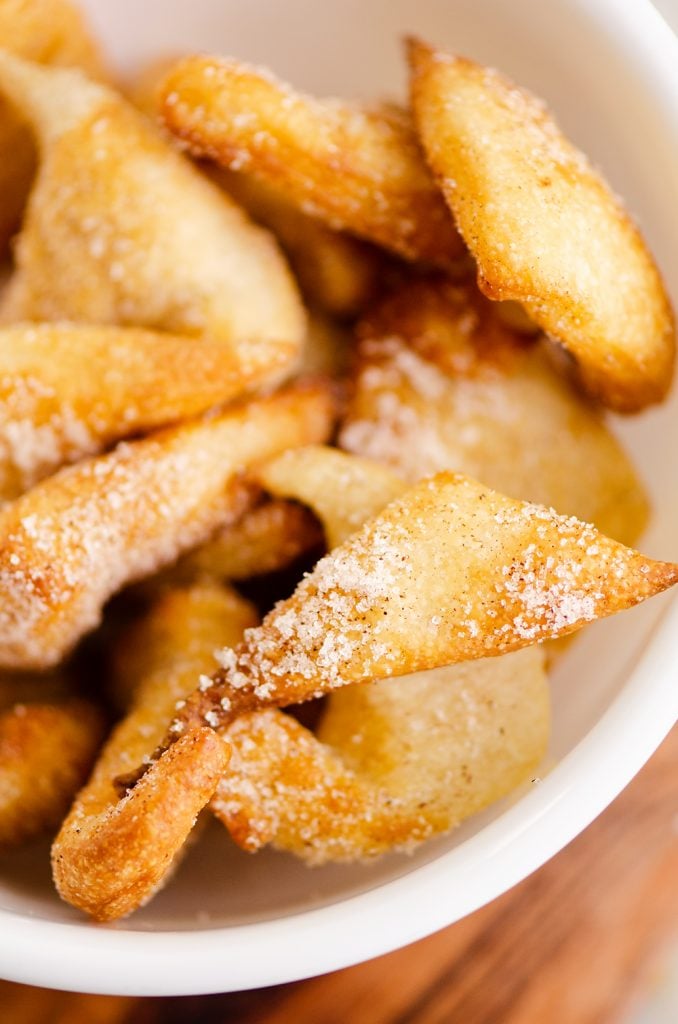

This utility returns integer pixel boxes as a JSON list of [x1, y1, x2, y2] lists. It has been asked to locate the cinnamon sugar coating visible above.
[[340, 277, 649, 545], [175, 470, 678, 734], [0, 323, 298, 502], [409, 39, 675, 411], [217, 647, 547, 864], [159, 55, 464, 266], [0, 384, 334, 669], [0, 0, 107, 252], [0, 51, 305, 355]]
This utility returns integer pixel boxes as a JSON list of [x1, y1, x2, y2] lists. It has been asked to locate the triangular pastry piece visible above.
[[0, 51, 305, 357], [175, 471, 678, 731]]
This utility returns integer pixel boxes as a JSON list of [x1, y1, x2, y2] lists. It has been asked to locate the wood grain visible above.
[[1, 727, 676, 1023]]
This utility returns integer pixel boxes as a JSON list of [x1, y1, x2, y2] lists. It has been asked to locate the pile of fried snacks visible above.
[[0, 0, 674, 923]]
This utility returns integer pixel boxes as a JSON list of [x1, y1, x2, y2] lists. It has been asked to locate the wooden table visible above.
[[1, 727, 676, 1024]]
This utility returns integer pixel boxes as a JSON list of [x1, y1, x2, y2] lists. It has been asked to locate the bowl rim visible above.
[[1, 0, 678, 996]]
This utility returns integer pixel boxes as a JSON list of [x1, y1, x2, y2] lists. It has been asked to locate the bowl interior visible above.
[[1, 0, 677, 948]]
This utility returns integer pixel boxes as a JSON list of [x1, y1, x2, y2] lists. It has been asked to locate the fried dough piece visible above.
[[0, 323, 299, 503], [95, 454, 542, 877], [408, 39, 675, 412], [175, 499, 324, 583], [159, 55, 464, 265], [255, 445, 406, 549], [0, 0, 104, 75], [0, 52, 305, 355], [217, 646, 548, 863], [0, 0, 106, 252], [215, 445, 407, 855], [52, 583, 255, 920], [0, 383, 334, 670], [131, 55, 391, 317], [0, 695, 104, 849], [215, 709, 410, 858], [339, 278, 649, 545], [176, 471, 678, 733], [48, 558, 542, 889], [53, 725, 227, 922], [217, 172, 382, 319], [216, 448, 549, 862], [317, 650, 548, 835], [0, 668, 104, 849]]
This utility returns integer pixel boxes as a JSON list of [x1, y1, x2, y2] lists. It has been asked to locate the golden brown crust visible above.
[[0, 52, 306, 354], [70, 450, 546, 873], [0, 383, 334, 669], [215, 450, 549, 862], [52, 726, 228, 921], [109, 582, 259, 725], [53, 582, 256, 920], [176, 471, 678, 733], [0, 0, 107, 252], [213, 708, 426, 860], [130, 55, 385, 319], [0, 323, 299, 502], [174, 499, 324, 583], [128, 52, 383, 318], [159, 55, 464, 265], [408, 39, 676, 412], [217, 647, 547, 864], [0, 698, 104, 848], [339, 277, 650, 545]]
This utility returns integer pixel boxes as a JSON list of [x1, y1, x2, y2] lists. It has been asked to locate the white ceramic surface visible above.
[[0, 0, 677, 996]]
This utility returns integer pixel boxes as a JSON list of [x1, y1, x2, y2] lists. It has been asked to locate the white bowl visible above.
[[1, 0, 677, 997]]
